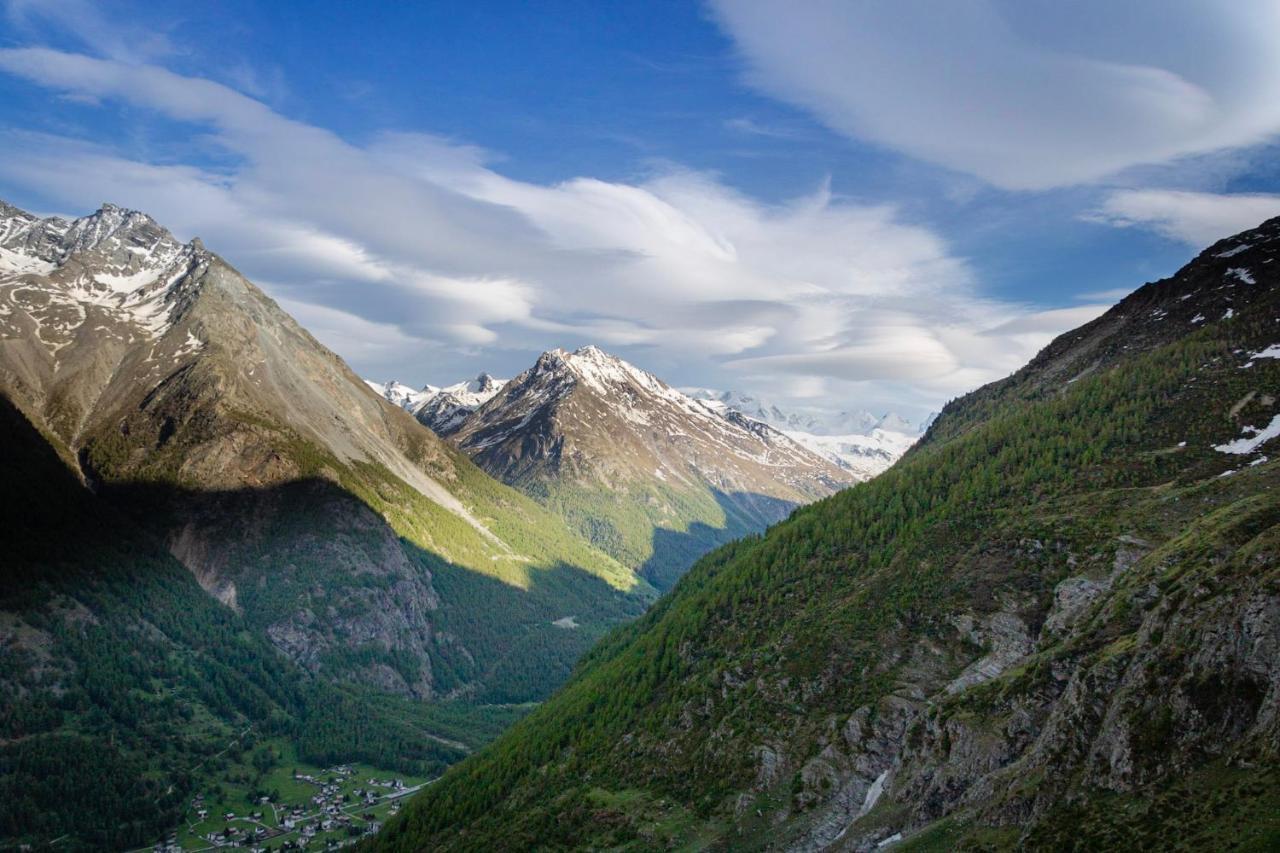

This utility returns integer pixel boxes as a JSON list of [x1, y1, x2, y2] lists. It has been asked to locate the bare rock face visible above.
[[444, 345, 854, 586], [454, 345, 850, 501], [945, 611, 1035, 695]]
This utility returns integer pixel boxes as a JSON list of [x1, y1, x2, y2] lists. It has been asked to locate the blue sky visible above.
[[2, 0, 1279, 420]]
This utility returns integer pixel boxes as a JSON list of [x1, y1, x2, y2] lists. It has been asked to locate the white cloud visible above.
[[1087, 189, 1280, 246], [1075, 288, 1133, 303], [0, 47, 1096, 410], [4, 0, 175, 63], [709, 0, 1280, 190]]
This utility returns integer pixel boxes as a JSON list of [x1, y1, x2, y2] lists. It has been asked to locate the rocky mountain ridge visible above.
[[447, 344, 854, 587], [455, 345, 847, 491], [0, 199, 649, 705]]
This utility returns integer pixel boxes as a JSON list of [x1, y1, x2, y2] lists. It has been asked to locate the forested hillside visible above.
[[370, 221, 1280, 851]]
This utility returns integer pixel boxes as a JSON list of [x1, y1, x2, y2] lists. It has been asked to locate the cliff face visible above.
[[371, 220, 1280, 851]]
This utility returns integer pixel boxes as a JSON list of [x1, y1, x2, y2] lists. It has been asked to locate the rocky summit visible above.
[[444, 344, 854, 588]]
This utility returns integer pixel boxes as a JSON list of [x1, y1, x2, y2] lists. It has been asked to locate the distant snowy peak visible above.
[[367, 372, 508, 435], [683, 388, 928, 478], [688, 389, 858, 434], [439, 372, 507, 409], [781, 429, 918, 480], [687, 388, 925, 438], [365, 380, 428, 411]]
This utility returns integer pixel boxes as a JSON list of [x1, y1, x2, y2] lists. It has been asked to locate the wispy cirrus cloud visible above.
[[0, 46, 1102, 410], [709, 0, 1280, 190], [4, 0, 176, 63], [1087, 188, 1280, 246]]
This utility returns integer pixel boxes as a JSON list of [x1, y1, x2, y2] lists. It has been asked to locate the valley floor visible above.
[[155, 739, 427, 852]]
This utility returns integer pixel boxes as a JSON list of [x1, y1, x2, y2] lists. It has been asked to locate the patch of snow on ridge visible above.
[[1251, 344, 1280, 359], [1215, 243, 1251, 258], [0, 247, 56, 276], [1214, 414, 1280, 455], [1227, 268, 1256, 285], [94, 269, 161, 293]]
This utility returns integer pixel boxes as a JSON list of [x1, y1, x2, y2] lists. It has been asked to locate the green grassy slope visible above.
[[520, 476, 794, 591], [369, 222, 1280, 851]]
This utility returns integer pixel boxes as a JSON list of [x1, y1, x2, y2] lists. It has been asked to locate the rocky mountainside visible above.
[[443, 345, 854, 588], [371, 218, 1280, 851], [690, 390, 928, 479], [0, 200, 651, 707]]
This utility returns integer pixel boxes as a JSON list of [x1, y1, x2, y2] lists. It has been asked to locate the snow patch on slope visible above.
[[1214, 415, 1280, 456]]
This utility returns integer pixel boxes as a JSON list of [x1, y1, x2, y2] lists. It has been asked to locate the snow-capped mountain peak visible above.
[[552, 344, 671, 397], [367, 371, 508, 435], [684, 388, 926, 478], [0, 201, 210, 345]]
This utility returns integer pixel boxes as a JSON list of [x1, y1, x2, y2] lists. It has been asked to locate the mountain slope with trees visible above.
[[371, 219, 1280, 851], [0, 199, 652, 706]]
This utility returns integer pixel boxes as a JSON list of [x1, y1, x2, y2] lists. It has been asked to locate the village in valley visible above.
[[151, 755, 427, 852]]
